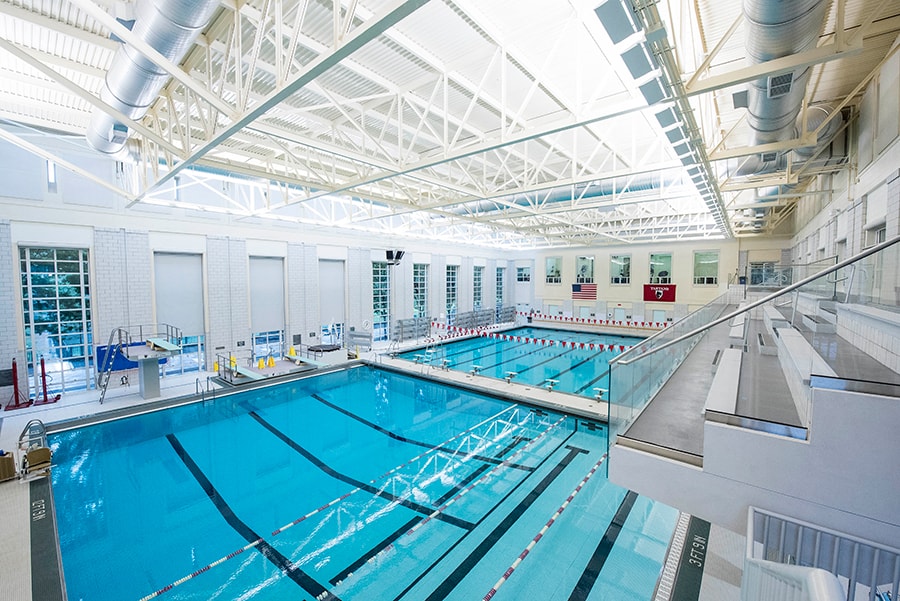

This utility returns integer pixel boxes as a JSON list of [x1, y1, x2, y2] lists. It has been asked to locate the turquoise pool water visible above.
[[50, 366, 676, 600], [397, 326, 644, 398]]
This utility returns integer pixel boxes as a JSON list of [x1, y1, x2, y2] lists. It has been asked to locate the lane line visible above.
[[423, 444, 590, 601], [482, 453, 608, 600]]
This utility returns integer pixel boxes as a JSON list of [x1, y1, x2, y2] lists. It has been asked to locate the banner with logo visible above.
[[643, 284, 676, 302]]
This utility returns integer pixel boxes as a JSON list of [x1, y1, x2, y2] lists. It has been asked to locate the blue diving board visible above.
[[146, 337, 180, 353]]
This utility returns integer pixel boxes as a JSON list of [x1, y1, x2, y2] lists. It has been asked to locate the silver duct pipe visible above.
[[742, 0, 829, 146], [87, 0, 220, 155]]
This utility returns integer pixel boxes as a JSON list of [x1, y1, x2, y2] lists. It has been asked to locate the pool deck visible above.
[[0, 342, 741, 601]]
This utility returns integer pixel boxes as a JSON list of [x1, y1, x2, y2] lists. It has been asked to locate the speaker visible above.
[[386, 250, 405, 265]]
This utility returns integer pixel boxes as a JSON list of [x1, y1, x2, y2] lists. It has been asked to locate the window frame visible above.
[[692, 251, 719, 286], [649, 252, 672, 284], [610, 254, 631, 285]]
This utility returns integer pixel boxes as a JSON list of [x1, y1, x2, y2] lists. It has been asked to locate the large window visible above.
[[576, 256, 594, 283], [20, 247, 93, 395], [545, 257, 562, 284], [373, 262, 390, 342], [610, 255, 630, 284], [650, 253, 672, 284], [750, 262, 777, 285], [413, 263, 429, 319], [516, 267, 531, 282], [446, 265, 459, 321], [496, 267, 505, 308], [473, 266, 484, 310], [693, 251, 719, 285]]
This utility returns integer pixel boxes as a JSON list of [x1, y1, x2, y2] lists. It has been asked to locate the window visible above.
[[413, 263, 429, 319], [473, 266, 484, 310], [446, 265, 458, 321], [46, 160, 57, 194], [749, 262, 776, 285], [496, 267, 505, 307], [545, 257, 562, 284], [372, 262, 390, 342], [576, 256, 594, 283], [650, 253, 672, 284], [20, 247, 93, 395], [516, 267, 531, 282], [610, 255, 630, 284], [693, 251, 719, 285], [252, 330, 284, 360]]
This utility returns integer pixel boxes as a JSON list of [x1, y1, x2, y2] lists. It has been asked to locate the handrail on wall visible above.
[[611, 234, 900, 367]]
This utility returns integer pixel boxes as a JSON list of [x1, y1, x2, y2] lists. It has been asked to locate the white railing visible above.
[[742, 558, 846, 601], [747, 507, 900, 601]]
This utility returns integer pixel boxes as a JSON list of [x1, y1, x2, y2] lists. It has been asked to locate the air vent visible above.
[[767, 73, 794, 98], [761, 152, 778, 163]]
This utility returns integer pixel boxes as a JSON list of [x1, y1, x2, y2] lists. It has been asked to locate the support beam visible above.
[[129, 0, 433, 206]]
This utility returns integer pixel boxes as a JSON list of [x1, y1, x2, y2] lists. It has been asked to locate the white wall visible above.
[[610, 386, 900, 549]]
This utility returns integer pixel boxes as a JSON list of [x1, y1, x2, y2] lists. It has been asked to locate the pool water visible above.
[[397, 326, 644, 398], [50, 366, 676, 600]]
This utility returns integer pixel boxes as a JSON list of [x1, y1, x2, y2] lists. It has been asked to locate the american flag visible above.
[[572, 283, 597, 299]]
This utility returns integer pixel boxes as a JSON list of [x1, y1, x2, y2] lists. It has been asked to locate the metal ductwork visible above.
[[743, 0, 829, 147], [87, 0, 220, 155]]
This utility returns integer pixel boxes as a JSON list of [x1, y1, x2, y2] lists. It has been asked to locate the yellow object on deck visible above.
[[213, 361, 219, 372], [288, 346, 296, 357], [267, 356, 275, 368], [258, 358, 265, 370], [229, 355, 236, 368]]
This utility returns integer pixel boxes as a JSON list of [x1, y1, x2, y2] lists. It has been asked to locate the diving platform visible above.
[[98, 324, 184, 403], [214, 351, 324, 387]]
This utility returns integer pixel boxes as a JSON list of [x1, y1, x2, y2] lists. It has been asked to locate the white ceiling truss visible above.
[[0, 0, 898, 248]]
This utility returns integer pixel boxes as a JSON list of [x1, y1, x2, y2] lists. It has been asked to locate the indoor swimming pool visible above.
[[49, 365, 677, 601], [397, 326, 644, 398]]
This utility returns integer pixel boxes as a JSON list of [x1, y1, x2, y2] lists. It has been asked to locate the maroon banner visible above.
[[643, 284, 676, 302]]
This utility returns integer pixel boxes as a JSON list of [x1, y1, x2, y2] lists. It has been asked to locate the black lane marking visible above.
[[432, 435, 529, 507], [567, 490, 639, 601], [310, 393, 533, 472], [249, 411, 475, 530], [503, 345, 578, 377], [441, 340, 530, 364], [329, 434, 532, 586], [450, 341, 530, 368], [166, 434, 339, 600], [392, 432, 575, 601], [478, 340, 568, 372], [546, 347, 607, 382], [574, 366, 612, 395], [328, 516, 421, 586], [422, 445, 590, 601]]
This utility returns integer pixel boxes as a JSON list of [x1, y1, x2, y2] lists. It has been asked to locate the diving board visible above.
[[146, 337, 180, 353], [232, 365, 265, 381]]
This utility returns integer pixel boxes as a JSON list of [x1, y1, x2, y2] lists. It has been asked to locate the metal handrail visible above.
[[612, 234, 900, 367]]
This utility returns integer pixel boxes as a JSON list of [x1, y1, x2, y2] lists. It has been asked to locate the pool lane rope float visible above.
[[136, 403, 555, 601], [516, 311, 669, 329], [329, 414, 570, 589], [429, 322, 634, 352], [482, 452, 609, 601]]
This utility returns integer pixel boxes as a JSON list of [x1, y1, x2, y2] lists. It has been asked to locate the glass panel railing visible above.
[[608, 235, 900, 448], [606, 288, 731, 442]]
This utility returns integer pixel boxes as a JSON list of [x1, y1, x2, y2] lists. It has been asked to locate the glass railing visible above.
[[606, 288, 731, 439], [606, 234, 900, 449]]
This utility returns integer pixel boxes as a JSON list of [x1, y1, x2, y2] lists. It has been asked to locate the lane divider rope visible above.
[[482, 453, 608, 601], [136, 403, 555, 600], [330, 414, 570, 588]]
